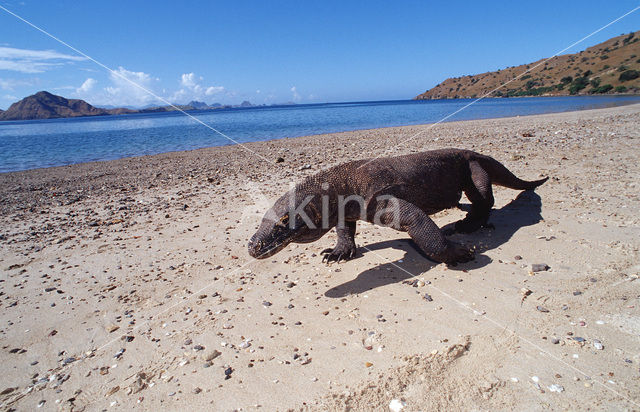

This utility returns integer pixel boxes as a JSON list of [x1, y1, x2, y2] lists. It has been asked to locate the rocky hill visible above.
[[187, 100, 209, 110], [0, 91, 136, 121], [416, 31, 640, 99], [0, 92, 234, 121]]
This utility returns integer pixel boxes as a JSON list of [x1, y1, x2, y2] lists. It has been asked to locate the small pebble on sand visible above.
[[531, 264, 550, 272]]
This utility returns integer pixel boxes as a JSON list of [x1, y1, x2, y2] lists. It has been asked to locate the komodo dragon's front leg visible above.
[[373, 197, 474, 265], [321, 221, 357, 263]]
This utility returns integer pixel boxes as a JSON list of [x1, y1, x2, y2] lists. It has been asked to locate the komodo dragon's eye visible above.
[[279, 215, 289, 227]]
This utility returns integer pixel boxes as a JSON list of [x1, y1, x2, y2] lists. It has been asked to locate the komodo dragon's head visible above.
[[248, 188, 328, 259]]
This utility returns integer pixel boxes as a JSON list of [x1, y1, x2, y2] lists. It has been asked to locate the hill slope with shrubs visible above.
[[416, 31, 640, 99]]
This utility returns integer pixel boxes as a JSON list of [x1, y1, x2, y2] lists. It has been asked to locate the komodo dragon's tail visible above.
[[475, 154, 549, 190]]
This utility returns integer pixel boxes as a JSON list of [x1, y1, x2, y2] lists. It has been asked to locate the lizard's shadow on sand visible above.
[[325, 191, 543, 298]]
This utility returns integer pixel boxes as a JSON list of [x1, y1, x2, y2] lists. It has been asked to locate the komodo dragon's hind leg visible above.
[[373, 197, 474, 265], [321, 221, 357, 263], [455, 160, 495, 233]]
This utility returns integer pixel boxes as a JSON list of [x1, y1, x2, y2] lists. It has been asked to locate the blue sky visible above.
[[0, 1, 639, 109]]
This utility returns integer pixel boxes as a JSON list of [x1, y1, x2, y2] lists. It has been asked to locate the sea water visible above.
[[0, 95, 638, 173]]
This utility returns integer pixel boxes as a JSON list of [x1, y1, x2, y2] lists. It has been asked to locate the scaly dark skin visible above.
[[248, 149, 548, 265]]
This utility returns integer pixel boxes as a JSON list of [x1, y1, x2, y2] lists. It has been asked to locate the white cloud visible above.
[[73, 66, 161, 107], [0, 47, 84, 61], [205, 86, 224, 96], [170, 88, 187, 101], [172, 72, 224, 102], [291, 86, 300, 102], [77, 77, 96, 93], [0, 77, 36, 90], [180, 72, 201, 88], [60, 68, 226, 108], [110, 66, 154, 87], [0, 46, 85, 73], [0, 60, 62, 73], [102, 66, 159, 106]]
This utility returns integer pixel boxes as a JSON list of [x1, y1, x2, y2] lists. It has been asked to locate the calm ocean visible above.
[[1, 95, 639, 173]]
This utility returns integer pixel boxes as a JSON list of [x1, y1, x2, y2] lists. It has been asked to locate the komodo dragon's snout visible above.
[[248, 148, 549, 265], [248, 193, 328, 259]]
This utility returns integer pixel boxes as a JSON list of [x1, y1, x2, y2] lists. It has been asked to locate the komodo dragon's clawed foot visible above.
[[454, 219, 494, 234], [321, 245, 357, 263], [431, 241, 475, 266]]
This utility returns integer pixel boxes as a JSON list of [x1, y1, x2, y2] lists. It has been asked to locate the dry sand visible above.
[[0, 103, 639, 411]]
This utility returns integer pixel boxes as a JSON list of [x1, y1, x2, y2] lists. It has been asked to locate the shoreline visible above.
[[2, 100, 640, 178], [3, 93, 640, 124], [0, 103, 639, 410], [2, 97, 640, 175]]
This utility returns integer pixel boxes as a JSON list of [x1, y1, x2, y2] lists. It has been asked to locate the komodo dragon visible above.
[[248, 148, 548, 265]]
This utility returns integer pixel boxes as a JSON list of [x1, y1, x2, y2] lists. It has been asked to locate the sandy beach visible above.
[[1, 103, 639, 411]]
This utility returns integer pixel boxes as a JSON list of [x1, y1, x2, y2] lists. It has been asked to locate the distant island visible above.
[[0, 91, 132, 121], [416, 31, 640, 100], [0, 91, 259, 121]]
